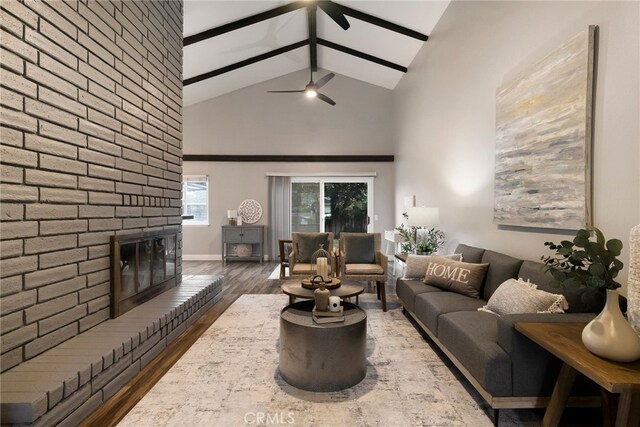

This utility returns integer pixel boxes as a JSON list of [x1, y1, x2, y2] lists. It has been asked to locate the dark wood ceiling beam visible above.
[[317, 38, 407, 73], [184, 155, 394, 162], [183, 1, 307, 47], [184, 40, 309, 86], [334, 3, 428, 41], [308, 5, 318, 72]]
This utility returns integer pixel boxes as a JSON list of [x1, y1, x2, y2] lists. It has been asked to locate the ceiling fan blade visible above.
[[267, 90, 305, 93], [317, 92, 336, 106], [318, 1, 350, 31], [315, 72, 335, 89]]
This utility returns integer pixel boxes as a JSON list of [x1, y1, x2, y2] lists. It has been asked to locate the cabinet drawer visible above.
[[223, 228, 243, 243]]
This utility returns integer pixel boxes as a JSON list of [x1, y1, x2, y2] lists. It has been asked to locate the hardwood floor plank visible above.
[[82, 260, 397, 426]]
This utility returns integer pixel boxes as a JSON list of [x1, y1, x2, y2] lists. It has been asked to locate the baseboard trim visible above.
[[183, 254, 221, 261], [182, 255, 271, 261]]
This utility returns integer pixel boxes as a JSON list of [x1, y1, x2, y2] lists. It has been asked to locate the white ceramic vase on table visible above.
[[581, 289, 640, 363]]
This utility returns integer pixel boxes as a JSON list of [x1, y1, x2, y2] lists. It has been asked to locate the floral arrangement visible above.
[[395, 211, 445, 254]]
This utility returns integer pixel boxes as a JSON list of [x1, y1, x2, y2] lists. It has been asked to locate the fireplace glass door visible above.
[[111, 228, 179, 318]]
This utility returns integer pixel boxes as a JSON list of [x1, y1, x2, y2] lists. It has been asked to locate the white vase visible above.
[[581, 289, 640, 362]]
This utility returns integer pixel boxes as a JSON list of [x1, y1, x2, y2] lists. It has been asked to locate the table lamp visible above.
[[227, 210, 237, 225]]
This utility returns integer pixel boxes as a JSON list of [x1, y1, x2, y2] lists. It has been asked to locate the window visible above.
[[290, 177, 374, 238], [182, 175, 209, 225]]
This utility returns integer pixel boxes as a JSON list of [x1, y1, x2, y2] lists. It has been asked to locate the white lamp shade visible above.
[[407, 207, 439, 227], [227, 210, 237, 218]]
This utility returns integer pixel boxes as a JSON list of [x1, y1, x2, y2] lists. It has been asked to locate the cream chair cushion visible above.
[[345, 264, 385, 275]]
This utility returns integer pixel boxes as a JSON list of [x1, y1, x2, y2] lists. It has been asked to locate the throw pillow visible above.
[[403, 253, 463, 279], [423, 255, 489, 299], [478, 278, 568, 316], [296, 233, 329, 263], [343, 234, 376, 264]]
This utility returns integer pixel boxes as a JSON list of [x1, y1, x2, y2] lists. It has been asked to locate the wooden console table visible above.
[[515, 322, 640, 427], [221, 225, 265, 264]]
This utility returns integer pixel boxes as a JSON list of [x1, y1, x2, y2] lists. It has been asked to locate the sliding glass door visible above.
[[291, 177, 373, 238], [291, 182, 321, 232]]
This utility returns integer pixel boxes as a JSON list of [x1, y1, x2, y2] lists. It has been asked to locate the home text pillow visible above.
[[423, 255, 489, 298], [296, 233, 329, 263], [478, 278, 568, 316], [403, 253, 463, 280]]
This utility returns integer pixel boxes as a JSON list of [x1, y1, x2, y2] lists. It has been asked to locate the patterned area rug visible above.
[[119, 294, 541, 426]]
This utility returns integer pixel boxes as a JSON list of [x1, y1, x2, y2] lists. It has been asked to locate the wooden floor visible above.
[[82, 260, 398, 426]]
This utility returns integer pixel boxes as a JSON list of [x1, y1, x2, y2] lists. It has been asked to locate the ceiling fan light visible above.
[[305, 89, 317, 98]]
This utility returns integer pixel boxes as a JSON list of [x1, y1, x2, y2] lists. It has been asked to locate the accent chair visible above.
[[289, 232, 336, 278], [339, 232, 388, 311], [278, 239, 292, 280]]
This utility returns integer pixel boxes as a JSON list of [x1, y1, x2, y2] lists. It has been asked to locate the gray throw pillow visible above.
[[424, 255, 489, 299], [296, 233, 329, 263], [344, 234, 375, 264], [478, 278, 568, 316]]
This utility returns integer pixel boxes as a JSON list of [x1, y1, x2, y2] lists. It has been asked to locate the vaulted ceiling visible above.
[[183, 1, 450, 107]]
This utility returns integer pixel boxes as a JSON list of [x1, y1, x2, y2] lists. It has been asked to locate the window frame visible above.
[[182, 175, 209, 226]]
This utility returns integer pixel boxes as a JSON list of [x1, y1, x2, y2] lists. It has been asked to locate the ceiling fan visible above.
[[268, 70, 336, 105], [267, 1, 349, 106]]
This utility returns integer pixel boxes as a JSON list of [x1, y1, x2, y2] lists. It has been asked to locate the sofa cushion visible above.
[[343, 234, 375, 264], [414, 291, 486, 335], [296, 233, 330, 262], [403, 253, 462, 279], [518, 261, 554, 289], [424, 256, 489, 299], [479, 279, 568, 316], [480, 250, 523, 300], [438, 311, 513, 397], [396, 278, 442, 312], [454, 244, 485, 263]]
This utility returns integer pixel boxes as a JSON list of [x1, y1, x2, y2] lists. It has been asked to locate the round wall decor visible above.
[[238, 199, 262, 224]]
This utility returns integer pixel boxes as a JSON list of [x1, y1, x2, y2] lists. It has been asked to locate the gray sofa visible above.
[[396, 244, 599, 413]]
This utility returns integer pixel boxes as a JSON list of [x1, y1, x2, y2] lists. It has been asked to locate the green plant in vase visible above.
[[395, 211, 416, 253], [415, 240, 430, 255], [542, 226, 623, 312], [395, 211, 445, 255]]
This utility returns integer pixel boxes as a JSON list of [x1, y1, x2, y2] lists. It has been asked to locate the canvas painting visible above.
[[494, 26, 596, 229]]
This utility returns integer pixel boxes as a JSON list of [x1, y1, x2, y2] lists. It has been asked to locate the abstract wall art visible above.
[[494, 26, 596, 230]]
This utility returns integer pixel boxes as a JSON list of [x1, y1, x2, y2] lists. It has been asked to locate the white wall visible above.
[[183, 69, 396, 258], [394, 1, 640, 290]]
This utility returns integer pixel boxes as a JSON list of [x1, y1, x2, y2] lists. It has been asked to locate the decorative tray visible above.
[[301, 277, 341, 290]]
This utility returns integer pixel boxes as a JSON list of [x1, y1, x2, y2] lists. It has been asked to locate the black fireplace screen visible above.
[[110, 228, 178, 318]]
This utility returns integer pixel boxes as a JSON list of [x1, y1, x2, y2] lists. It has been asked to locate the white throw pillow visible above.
[[402, 253, 462, 280], [478, 278, 568, 316]]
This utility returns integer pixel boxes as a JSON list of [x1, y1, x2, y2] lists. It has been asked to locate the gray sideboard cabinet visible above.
[[221, 225, 265, 264]]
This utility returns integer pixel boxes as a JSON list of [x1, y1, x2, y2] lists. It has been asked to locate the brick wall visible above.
[[0, 0, 183, 372]]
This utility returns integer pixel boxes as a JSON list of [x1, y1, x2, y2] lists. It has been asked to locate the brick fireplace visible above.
[[0, 0, 184, 374]]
